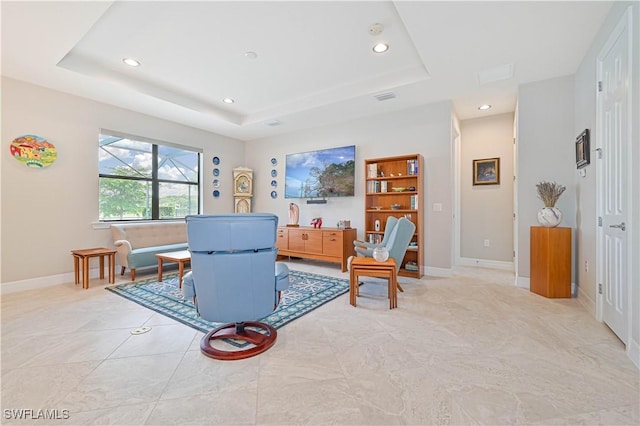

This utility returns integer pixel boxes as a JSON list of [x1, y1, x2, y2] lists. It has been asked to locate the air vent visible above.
[[374, 92, 396, 101], [266, 120, 282, 127]]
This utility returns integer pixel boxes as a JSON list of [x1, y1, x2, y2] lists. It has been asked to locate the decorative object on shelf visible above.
[[374, 219, 381, 231], [212, 156, 220, 165], [536, 181, 566, 227], [575, 129, 590, 169], [372, 246, 390, 262], [10, 134, 57, 168], [213, 190, 220, 198], [337, 220, 351, 229], [311, 217, 323, 229], [271, 157, 277, 166], [213, 168, 220, 176], [233, 167, 253, 213], [409, 186, 416, 191], [271, 190, 278, 199], [271, 180, 277, 187], [390, 203, 401, 210], [392, 187, 407, 192], [473, 157, 500, 185], [288, 203, 300, 227], [271, 169, 277, 177]]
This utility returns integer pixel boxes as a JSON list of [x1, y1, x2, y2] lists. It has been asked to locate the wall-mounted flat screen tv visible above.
[[285, 145, 356, 198]]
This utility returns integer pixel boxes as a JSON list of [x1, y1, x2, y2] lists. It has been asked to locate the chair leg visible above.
[[131, 269, 136, 281], [120, 266, 126, 276], [200, 321, 277, 361]]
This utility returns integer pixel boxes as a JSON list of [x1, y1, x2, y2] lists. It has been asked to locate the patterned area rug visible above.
[[106, 270, 349, 333]]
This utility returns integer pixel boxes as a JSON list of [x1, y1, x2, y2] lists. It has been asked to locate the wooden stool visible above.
[[349, 257, 398, 309], [71, 248, 117, 289]]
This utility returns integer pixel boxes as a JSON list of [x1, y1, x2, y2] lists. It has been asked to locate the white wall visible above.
[[1, 78, 244, 286], [460, 113, 514, 263], [244, 101, 455, 274], [516, 75, 576, 283], [573, 1, 640, 364]]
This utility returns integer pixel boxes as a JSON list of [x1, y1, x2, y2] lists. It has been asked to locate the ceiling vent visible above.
[[374, 92, 396, 102], [266, 120, 282, 127]]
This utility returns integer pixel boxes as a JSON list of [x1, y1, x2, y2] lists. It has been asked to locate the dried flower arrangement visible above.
[[536, 181, 566, 207]]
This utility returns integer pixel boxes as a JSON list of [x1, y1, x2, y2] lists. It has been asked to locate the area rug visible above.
[[106, 270, 349, 334]]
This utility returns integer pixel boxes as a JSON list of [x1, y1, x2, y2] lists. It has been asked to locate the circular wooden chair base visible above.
[[200, 321, 277, 360]]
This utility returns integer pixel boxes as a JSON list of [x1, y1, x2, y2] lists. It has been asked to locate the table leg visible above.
[[73, 255, 79, 285], [178, 261, 184, 288], [158, 258, 164, 282], [391, 269, 398, 309], [109, 253, 115, 284], [349, 267, 356, 307], [99, 255, 105, 280], [83, 256, 89, 289]]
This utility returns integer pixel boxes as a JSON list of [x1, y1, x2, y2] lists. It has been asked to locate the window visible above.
[[99, 132, 201, 221]]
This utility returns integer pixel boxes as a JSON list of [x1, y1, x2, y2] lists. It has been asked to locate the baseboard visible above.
[[424, 266, 453, 277], [458, 257, 514, 271], [1, 266, 108, 294], [516, 276, 530, 290], [628, 338, 640, 369]]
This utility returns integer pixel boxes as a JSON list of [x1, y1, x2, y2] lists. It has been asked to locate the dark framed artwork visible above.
[[576, 129, 590, 169], [473, 157, 500, 185]]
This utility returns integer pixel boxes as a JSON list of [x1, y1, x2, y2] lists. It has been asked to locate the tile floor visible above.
[[1, 260, 638, 425]]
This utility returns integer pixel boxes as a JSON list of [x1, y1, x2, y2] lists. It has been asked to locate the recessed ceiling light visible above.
[[222, 98, 235, 104], [372, 43, 389, 54], [122, 58, 140, 67], [478, 104, 492, 110], [244, 51, 258, 59]]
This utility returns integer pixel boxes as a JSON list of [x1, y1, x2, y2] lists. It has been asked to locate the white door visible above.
[[597, 8, 632, 343]]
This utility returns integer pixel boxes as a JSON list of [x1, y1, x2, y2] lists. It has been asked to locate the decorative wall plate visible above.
[[212, 156, 220, 165], [213, 168, 220, 176], [271, 169, 277, 177], [271, 180, 277, 187], [271, 190, 277, 199], [213, 179, 220, 188], [271, 157, 277, 166], [213, 190, 220, 197], [10, 134, 57, 168]]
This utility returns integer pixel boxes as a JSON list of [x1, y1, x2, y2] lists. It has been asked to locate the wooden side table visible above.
[[71, 247, 117, 289], [155, 250, 191, 287], [530, 226, 572, 298], [349, 257, 398, 309]]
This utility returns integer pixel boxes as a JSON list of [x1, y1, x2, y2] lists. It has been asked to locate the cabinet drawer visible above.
[[276, 228, 289, 250], [322, 231, 343, 256]]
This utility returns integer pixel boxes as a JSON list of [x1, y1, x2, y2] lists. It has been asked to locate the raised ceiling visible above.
[[1, 1, 613, 141]]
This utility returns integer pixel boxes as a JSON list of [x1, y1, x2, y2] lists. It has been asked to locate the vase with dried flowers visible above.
[[536, 181, 566, 227]]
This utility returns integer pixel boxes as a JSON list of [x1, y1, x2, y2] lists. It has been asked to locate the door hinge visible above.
[[513, 250, 515, 258], [598, 216, 603, 227], [513, 212, 516, 219], [596, 147, 603, 159], [598, 283, 603, 294], [598, 81, 603, 92]]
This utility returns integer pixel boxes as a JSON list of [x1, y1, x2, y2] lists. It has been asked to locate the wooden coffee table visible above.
[[156, 250, 191, 287]]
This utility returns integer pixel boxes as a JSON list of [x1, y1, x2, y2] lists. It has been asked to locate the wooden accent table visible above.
[[530, 226, 572, 298], [349, 257, 398, 309], [156, 250, 191, 287], [71, 247, 117, 289]]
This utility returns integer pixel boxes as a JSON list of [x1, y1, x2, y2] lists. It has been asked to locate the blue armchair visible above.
[[182, 213, 290, 360]]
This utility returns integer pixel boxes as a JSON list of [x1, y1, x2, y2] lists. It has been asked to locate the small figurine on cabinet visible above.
[[311, 217, 323, 228], [288, 203, 300, 227]]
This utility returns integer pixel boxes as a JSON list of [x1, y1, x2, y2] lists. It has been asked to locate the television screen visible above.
[[285, 145, 355, 198]]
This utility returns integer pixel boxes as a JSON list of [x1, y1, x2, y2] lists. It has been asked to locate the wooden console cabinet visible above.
[[530, 226, 572, 298], [276, 226, 356, 272]]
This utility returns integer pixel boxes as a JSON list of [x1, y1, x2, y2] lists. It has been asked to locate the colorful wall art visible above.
[[10, 135, 57, 168]]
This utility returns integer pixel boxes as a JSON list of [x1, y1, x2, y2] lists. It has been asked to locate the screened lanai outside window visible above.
[[99, 133, 200, 221]]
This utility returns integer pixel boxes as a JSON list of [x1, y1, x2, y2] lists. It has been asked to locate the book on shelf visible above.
[[409, 194, 418, 209], [367, 163, 378, 178], [380, 181, 388, 192], [367, 233, 382, 244], [406, 159, 418, 176], [367, 180, 380, 193]]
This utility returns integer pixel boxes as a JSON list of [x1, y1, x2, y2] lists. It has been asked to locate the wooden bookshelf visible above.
[[364, 154, 423, 277]]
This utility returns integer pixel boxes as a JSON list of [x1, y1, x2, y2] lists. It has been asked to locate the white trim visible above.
[[577, 284, 597, 315], [1, 266, 112, 294], [516, 276, 530, 290], [458, 257, 514, 271], [424, 266, 453, 277]]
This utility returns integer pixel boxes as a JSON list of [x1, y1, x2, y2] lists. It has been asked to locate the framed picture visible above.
[[473, 157, 500, 185], [576, 129, 590, 169]]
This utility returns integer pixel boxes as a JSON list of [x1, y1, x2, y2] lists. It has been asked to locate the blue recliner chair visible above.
[[182, 213, 290, 360]]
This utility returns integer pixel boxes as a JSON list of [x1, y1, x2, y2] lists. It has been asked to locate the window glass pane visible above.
[[159, 182, 199, 219], [99, 135, 152, 178], [158, 145, 199, 182], [99, 177, 152, 220]]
